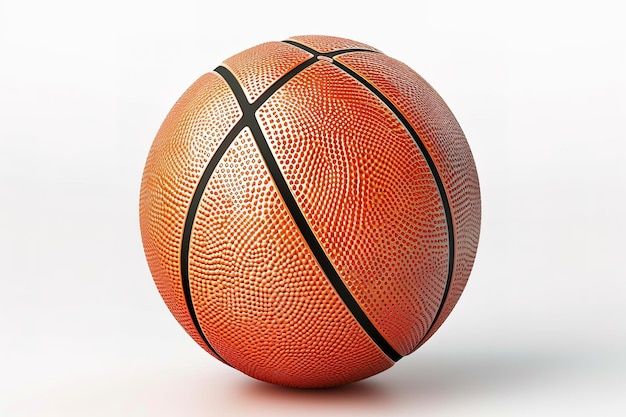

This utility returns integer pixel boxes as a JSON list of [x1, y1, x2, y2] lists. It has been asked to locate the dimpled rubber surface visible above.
[[223, 41, 312, 104], [139, 72, 242, 358], [288, 35, 379, 53], [140, 34, 481, 388], [335, 51, 481, 349], [257, 61, 449, 356], [187, 128, 394, 388]]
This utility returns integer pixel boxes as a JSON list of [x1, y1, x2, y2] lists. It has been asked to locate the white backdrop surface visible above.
[[1, 0, 625, 416]]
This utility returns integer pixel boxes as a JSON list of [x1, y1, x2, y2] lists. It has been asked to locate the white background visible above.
[[1, 0, 625, 415]]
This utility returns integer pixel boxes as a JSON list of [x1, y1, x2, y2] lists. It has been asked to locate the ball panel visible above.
[[257, 61, 450, 356], [188, 128, 393, 388], [335, 52, 481, 348], [287, 35, 379, 53], [139, 72, 242, 358], [223, 41, 313, 104]]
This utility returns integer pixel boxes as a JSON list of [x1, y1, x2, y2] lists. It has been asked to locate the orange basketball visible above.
[[139, 35, 481, 388]]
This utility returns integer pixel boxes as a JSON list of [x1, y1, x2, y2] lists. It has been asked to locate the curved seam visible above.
[[215, 62, 402, 362], [286, 40, 456, 349]]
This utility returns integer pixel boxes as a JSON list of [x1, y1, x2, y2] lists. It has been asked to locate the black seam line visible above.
[[248, 44, 378, 110], [283, 40, 455, 348], [180, 117, 247, 366], [179, 55, 323, 364], [282, 40, 378, 58], [215, 64, 402, 363], [332, 59, 455, 348], [179, 47, 386, 364]]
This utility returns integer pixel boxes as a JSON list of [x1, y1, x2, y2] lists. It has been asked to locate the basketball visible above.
[[139, 35, 481, 388]]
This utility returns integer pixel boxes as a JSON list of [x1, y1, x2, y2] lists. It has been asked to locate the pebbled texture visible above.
[[257, 61, 449, 356], [139, 72, 242, 359], [140, 34, 481, 387], [288, 35, 379, 53], [188, 128, 393, 388], [223, 41, 312, 104], [335, 51, 481, 349]]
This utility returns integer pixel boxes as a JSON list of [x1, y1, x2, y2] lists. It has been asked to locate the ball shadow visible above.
[[230, 346, 606, 413], [231, 377, 393, 415], [7, 347, 610, 417]]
